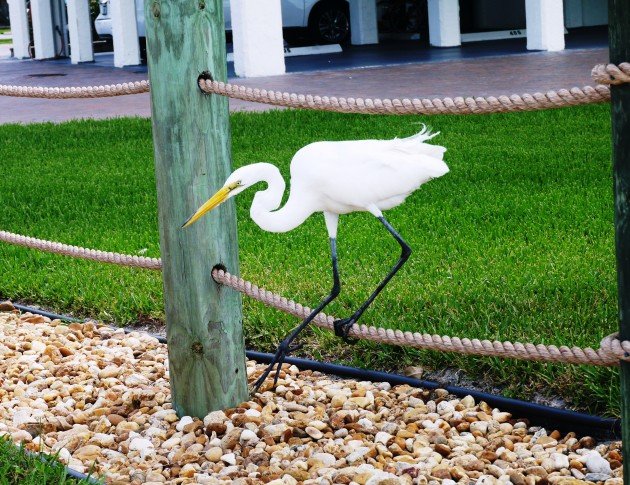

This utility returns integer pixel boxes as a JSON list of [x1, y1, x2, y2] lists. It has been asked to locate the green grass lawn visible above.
[[0, 39, 12, 45], [0, 106, 619, 416], [0, 437, 96, 484]]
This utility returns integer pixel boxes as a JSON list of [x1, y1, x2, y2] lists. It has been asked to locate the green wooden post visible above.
[[609, 0, 630, 479], [143, 0, 248, 416]]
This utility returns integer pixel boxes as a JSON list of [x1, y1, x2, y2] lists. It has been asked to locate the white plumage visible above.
[[183, 127, 449, 392], [184, 127, 448, 236]]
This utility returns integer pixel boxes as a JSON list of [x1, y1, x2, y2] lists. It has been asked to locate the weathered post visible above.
[[143, 0, 248, 416], [609, 1, 630, 480]]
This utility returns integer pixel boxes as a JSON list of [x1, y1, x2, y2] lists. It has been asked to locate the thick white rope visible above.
[[197, 80, 610, 115], [0, 80, 150, 99], [0, 230, 162, 270]]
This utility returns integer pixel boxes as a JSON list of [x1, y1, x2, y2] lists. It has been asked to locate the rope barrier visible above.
[[198, 79, 611, 115], [0, 230, 162, 270], [0, 62, 628, 114], [0, 80, 150, 99], [211, 268, 630, 367], [1, 229, 628, 366]]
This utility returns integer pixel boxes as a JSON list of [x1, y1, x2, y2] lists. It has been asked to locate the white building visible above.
[[6, 0, 608, 76]]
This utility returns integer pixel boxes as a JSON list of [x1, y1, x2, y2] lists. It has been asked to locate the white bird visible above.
[[183, 127, 449, 393]]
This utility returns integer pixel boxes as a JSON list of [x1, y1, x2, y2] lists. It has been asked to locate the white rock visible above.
[[309, 420, 328, 431], [67, 458, 85, 474], [162, 436, 180, 450], [346, 447, 370, 465], [279, 476, 298, 485], [90, 433, 115, 447], [437, 401, 455, 415], [421, 419, 438, 429], [312, 452, 336, 467], [239, 429, 258, 445], [366, 471, 400, 485], [31, 341, 46, 353], [263, 423, 289, 438], [550, 452, 569, 470], [145, 427, 167, 440], [305, 426, 324, 440], [122, 336, 141, 348], [357, 418, 375, 430], [57, 448, 71, 464], [218, 465, 240, 476], [124, 373, 150, 386], [345, 439, 365, 451], [12, 409, 32, 427], [375, 431, 393, 445], [584, 451, 612, 475], [476, 475, 497, 485], [11, 430, 32, 442], [176, 416, 194, 432], [470, 421, 489, 434], [221, 452, 236, 466], [531, 428, 547, 443], [130, 437, 155, 459]]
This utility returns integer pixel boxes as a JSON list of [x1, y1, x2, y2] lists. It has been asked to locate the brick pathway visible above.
[[0, 46, 608, 124]]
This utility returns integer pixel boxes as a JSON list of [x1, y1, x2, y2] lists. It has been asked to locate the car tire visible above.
[[308, 1, 350, 45]]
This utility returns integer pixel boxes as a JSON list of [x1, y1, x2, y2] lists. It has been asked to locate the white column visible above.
[[30, 0, 56, 59], [349, 0, 378, 45], [525, 0, 565, 51], [427, 0, 461, 47], [7, 0, 30, 59], [231, 0, 285, 78], [66, 0, 94, 63], [110, 0, 140, 67]]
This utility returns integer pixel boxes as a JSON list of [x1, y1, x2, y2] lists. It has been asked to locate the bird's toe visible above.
[[333, 318, 359, 344]]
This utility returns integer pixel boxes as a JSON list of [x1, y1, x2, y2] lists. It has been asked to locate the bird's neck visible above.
[[250, 165, 313, 233]]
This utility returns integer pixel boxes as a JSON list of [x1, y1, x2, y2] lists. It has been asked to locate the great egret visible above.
[[183, 127, 448, 393]]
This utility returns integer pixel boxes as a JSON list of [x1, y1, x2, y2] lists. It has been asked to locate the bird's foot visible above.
[[249, 340, 300, 395], [333, 318, 359, 344]]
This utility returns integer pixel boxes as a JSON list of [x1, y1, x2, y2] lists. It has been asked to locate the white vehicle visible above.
[[95, 0, 351, 45]]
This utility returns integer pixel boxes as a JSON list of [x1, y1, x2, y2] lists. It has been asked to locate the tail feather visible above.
[[406, 124, 440, 143], [394, 125, 446, 160]]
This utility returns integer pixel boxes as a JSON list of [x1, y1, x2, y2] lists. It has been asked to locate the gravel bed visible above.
[[0, 310, 624, 485]]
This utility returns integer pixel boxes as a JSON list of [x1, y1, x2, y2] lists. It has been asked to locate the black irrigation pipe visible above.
[[9, 303, 622, 442], [12, 303, 82, 322], [64, 465, 101, 484], [21, 448, 102, 484]]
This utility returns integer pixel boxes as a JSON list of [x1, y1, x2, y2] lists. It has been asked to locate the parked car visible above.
[[95, 0, 350, 45]]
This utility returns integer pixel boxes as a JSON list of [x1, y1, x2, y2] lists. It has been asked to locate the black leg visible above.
[[334, 216, 411, 342], [251, 238, 341, 394]]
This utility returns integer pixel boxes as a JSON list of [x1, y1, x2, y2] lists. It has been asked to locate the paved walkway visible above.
[[0, 45, 608, 124]]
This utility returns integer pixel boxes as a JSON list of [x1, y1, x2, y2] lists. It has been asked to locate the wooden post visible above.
[[609, 1, 630, 480], [143, 0, 248, 416]]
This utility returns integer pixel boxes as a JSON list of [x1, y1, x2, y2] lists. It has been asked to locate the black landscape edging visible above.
[[24, 447, 102, 484], [8, 303, 622, 442]]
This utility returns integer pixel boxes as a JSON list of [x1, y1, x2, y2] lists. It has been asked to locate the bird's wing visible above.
[[290, 138, 448, 213]]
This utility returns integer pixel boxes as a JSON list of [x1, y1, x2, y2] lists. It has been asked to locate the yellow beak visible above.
[[182, 186, 231, 228]]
